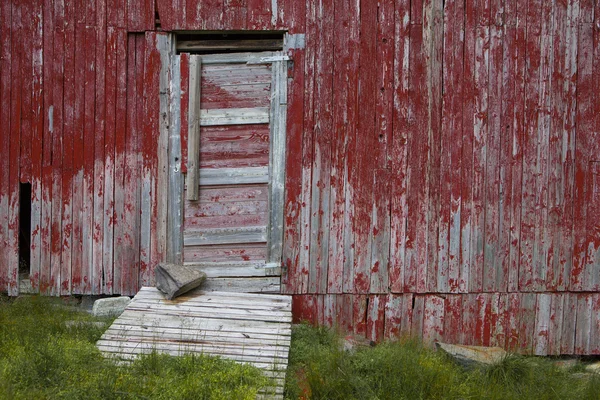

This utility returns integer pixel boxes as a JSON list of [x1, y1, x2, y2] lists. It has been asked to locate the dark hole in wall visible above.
[[176, 31, 285, 55], [18, 182, 31, 275]]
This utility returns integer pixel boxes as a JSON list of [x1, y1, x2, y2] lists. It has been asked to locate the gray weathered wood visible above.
[[184, 263, 281, 278], [202, 277, 280, 293], [157, 34, 173, 266], [184, 226, 267, 246], [284, 33, 306, 50], [96, 287, 291, 398], [267, 58, 287, 265], [199, 166, 269, 185], [186, 55, 202, 201], [167, 50, 183, 264], [199, 51, 276, 65], [200, 107, 270, 126]]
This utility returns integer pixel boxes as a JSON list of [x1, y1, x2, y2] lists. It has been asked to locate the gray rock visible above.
[[585, 362, 600, 374], [436, 342, 508, 368], [155, 263, 207, 300], [91, 296, 131, 317]]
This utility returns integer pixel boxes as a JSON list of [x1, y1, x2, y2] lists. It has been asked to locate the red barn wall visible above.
[[1, 0, 600, 355]]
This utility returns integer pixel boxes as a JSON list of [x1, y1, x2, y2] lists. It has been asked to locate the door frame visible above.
[[159, 34, 289, 268]]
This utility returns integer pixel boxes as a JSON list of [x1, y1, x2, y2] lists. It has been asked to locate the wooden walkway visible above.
[[97, 287, 292, 399]]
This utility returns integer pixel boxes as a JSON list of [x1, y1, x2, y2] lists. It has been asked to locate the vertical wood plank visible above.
[[352, 0, 378, 294], [103, 26, 118, 294], [370, 0, 394, 295], [446, 0, 466, 293], [545, 0, 567, 291], [533, 0, 554, 291], [411, 295, 425, 339], [483, 0, 504, 292], [444, 295, 463, 343], [297, 0, 317, 294], [71, 22, 85, 294], [0, 0, 12, 293], [590, 293, 600, 354], [404, 21, 423, 293], [560, 292, 577, 354], [341, 0, 360, 294], [575, 293, 592, 354], [533, 293, 551, 355], [507, 0, 527, 292], [224, 0, 247, 30], [268, 59, 288, 265], [6, 0, 22, 296], [92, 0, 107, 295], [49, 0, 65, 296], [29, 0, 44, 292], [60, 0, 75, 295], [505, 293, 521, 350], [460, 0, 476, 294], [281, 30, 306, 293], [127, 0, 154, 31], [548, 293, 564, 355], [131, 35, 145, 293], [424, 0, 443, 294], [167, 50, 183, 265], [186, 55, 201, 201], [327, 0, 350, 295], [308, 0, 334, 294], [366, 295, 386, 342], [389, 0, 411, 294], [558, 0, 579, 291], [572, 16, 592, 291], [200, 0, 224, 30], [518, 292, 537, 354], [490, 293, 507, 348], [179, 53, 189, 175], [384, 294, 404, 339], [141, 31, 162, 287], [500, 0, 516, 294], [156, 33, 172, 273], [470, 0, 490, 293], [247, 0, 270, 29], [422, 295, 444, 345], [112, 28, 128, 294], [82, 26, 96, 294], [20, 0, 32, 185]]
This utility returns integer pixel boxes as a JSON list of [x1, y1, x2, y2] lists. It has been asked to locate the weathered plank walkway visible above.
[[97, 286, 292, 399]]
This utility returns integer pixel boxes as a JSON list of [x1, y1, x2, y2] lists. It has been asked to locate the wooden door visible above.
[[181, 52, 287, 292]]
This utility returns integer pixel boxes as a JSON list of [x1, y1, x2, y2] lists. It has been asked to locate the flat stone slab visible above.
[[155, 263, 207, 300], [436, 342, 508, 368], [92, 296, 131, 317]]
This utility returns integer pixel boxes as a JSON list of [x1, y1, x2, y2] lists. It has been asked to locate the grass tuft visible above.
[[0, 295, 270, 400], [285, 323, 600, 400]]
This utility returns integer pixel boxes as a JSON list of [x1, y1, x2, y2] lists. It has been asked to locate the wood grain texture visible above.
[[0, 0, 599, 356]]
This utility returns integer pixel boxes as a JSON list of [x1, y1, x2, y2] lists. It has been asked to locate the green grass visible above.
[[0, 294, 270, 400], [285, 323, 600, 400]]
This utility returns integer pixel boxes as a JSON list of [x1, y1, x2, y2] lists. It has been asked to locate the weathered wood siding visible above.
[[1, 0, 600, 354]]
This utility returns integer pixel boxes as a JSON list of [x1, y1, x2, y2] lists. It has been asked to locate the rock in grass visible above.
[[92, 296, 131, 317], [436, 342, 508, 368], [155, 263, 207, 300], [586, 362, 600, 373]]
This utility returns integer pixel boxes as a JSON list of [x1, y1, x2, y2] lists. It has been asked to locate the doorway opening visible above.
[[18, 182, 31, 276], [176, 31, 285, 54]]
